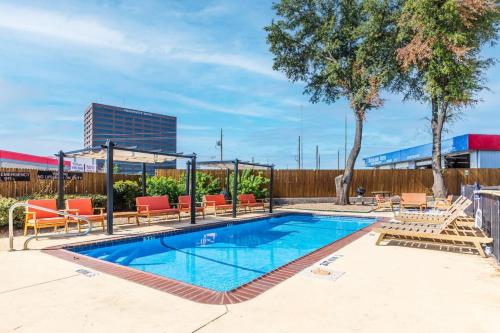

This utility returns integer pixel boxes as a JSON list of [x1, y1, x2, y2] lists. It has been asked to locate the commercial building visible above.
[[84, 103, 177, 174], [364, 134, 500, 169], [0, 149, 71, 170]]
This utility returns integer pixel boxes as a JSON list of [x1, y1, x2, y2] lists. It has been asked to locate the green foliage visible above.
[[113, 180, 141, 211], [146, 176, 183, 203], [230, 170, 270, 199], [0, 197, 24, 227], [265, 0, 397, 113], [395, 0, 499, 107], [180, 172, 222, 202]]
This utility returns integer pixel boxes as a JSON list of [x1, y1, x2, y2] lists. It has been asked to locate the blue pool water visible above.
[[73, 214, 374, 291]]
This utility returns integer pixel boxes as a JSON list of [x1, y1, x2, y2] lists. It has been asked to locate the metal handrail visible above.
[[8, 202, 93, 251]]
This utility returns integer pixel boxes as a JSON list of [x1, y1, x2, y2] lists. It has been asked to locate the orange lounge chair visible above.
[[178, 195, 205, 218], [374, 194, 394, 211], [203, 194, 234, 216], [238, 193, 266, 212], [434, 195, 453, 210], [24, 199, 67, 237], [66, 198, 105, 231], [400, 193, 427, 211], [136, 195, 180, 224]]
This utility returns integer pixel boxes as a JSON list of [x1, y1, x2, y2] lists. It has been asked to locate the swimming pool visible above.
[[71, 214, 374, 292]]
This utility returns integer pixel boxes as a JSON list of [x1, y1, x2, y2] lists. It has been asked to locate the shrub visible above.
[[113, 180, 141, 211], [180, 172, 222, 202], [146, 176, 182, 203], [0, 197, 24, 228], [230, 170, 270, 199]]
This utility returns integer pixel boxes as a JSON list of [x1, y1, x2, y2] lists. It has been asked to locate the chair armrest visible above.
[[94, 207, 106, 214], [25, 211, 36, 220], [136, 204, 150, 212], [65, 208, 80, 215], [203, 201, 216, 208]]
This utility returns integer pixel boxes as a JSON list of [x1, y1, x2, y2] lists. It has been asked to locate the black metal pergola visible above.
[[58, 140, 197, 234], [195, 159, 274, 217]]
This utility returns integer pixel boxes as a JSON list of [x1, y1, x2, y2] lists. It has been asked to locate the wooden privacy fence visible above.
[[2, 167, 500, 199]]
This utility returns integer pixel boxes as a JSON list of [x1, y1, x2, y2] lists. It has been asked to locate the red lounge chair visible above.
[[238, 193, 266, 212], [66, 198, 105, 231], [203, 194, 234, 216], [178, 195, 205, 218], [136, 195, 180, 224], [24, 199, 67, 237]]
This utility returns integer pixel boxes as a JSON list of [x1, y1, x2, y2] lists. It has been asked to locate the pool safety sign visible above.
[[37, 170, 83, 180], [0, 172, 31, 182]]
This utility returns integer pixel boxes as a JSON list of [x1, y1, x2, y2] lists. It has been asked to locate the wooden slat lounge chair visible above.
[[400, 193, 427, 211], [24, 199, 67, 237], [66, 198, 106, 231], [203, 194, 234, 216], [238, 193, 266, 212], [136, 195, 180, 224], [374, 194, 394, 211], [177, 195, 205, 218], [395, 196, 472, 224], [374, 205, 492, 257]]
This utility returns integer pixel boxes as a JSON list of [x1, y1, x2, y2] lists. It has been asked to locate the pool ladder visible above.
[[8, 202, 93, 251]]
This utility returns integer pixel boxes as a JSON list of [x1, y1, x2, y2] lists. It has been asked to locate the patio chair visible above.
[[374, 204, 492, 257], [400, 193, 427, 211], [66, 198, 106, 231], [202, 194, 234, 216], [136, 195, 180, 224], [177, 195, 205, 218], [434, 195, 453, 210], [238, 193, 266, 212], [24, 199, 67, 238], [374, 194, 394, 211]]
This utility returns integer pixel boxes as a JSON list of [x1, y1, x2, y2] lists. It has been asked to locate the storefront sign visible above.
[[37, 170, 83, 180], [0, 172, 31, 182]]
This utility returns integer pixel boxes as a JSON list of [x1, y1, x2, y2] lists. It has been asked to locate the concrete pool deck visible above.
[[1, 209, 499, 332]]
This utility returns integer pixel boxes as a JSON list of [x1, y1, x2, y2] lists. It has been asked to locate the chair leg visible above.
[[375, 233, 385, 245], [475, 242, 486, 257], [24, 223, 28, 236], [34, 225, 38, 240]]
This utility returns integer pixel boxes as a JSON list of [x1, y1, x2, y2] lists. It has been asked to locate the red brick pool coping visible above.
[[43, 214, 385, 304]]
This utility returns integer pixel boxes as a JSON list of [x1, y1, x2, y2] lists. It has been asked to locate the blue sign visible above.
[[364, 134, 469, 167]]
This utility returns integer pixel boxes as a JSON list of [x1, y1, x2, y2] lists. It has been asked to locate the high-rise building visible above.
[[84, 103, 177, 174]]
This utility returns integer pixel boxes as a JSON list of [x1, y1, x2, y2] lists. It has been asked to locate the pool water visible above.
[[73, 214, 374, 291]]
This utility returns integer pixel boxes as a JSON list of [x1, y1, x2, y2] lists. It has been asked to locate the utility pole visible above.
[[297, 136, 301, 170], [315, 145, 319, 170], [318, 154, 321, 170], [216, 128, 223, 161]]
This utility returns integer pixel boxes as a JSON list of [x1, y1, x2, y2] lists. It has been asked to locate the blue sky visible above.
[[0, 0, 498, 169]]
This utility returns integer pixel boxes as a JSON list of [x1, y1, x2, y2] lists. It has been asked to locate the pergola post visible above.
[[185, 160, 191, 195], [269, 166, 274, 213], [106, 141, 114, 235], [190, 154, 196, 224], [141, 162, 147, 197], [232, 159, 239, 218], [225, 168, 230, 199], [57, 151, 65, 210]]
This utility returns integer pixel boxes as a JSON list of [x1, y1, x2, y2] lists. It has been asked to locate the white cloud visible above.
[[0, 3, 280, 79]]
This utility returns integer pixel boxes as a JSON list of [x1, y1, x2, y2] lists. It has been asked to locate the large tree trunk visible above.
[[431, 98, 447, 198], [336, 112, 364, 205]]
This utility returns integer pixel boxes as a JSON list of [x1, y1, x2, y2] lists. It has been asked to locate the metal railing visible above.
[[9, 202, 93, 251]]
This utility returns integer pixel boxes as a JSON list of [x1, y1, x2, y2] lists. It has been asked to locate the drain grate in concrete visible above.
[[301, 267, 345, 281], [76, 269, 97, 278]]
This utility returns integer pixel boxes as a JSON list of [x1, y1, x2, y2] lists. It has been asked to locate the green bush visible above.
[[0, 197, 24, 227], [146, 176, 182, 203], [180, 172, 222, 202], [113, 180, 141, 211], [230, 170, 270, 199]]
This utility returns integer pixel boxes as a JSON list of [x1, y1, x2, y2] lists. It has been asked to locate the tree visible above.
[[265, 0, 398, 204], [395, 0, 499, 197]]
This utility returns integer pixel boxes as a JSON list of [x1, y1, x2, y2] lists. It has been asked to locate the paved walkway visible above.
[[1, 209, 499, 333]]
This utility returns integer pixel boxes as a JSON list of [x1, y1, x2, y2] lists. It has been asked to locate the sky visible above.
[[0, 0, 498, 169]]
